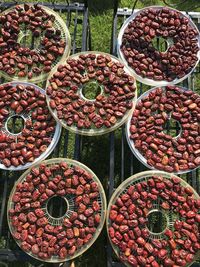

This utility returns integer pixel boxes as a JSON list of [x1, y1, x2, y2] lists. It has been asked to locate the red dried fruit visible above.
[[21, 230, 28, 241], [47, 52, 137, 133], [145, 243, 154, 253], [84, 208, 93, 217], [37, 217, 48, 227], [186, 211, 196, 218], [21, 241, 31, 252], [76, 185, 84, 195], [94, 213, 101, 224], [158, 249, 168, 259], [45, 225, 54, 233], [195, 214, 200, 223], [69, 212, 78, 222], [66, 229, 74, 239], [27, 212, 37, 223], [27, 235, 36, 245], [18, 213, 27, 223], [92, 201, 100, 211], [29, 225, 36, 235], [128, 255, 138, 265], [12, 192, 21, 202], [151, 260, 160, 267], [161, 202, 170, 210], [137, 255, 146, 265], [137, 237, 145, 246], [9, 160, 104, 262], [109, 210, 118, 221], [59, 247, 67, 259], [174, 220, 183, 230], [31, 244, 39, 255], [119, 225, 129, 234], [63, 218, 72, 228], [169, 239, 176, 250], [49, 236, 57, 247], [164, 229, 173, 239], [115, 214, 124, 224], [35, 208, 44, 218]]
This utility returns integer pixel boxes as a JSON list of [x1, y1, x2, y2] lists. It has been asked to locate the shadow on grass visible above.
[[80, 135, 110, 188]]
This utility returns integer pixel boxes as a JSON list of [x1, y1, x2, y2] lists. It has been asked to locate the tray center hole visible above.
[[17, 30, 40, 49], [152, 37, 169, 53], [47, 196, 68, 218], [81, 81, 102, 101], [147, 210, 167, 234], [163, 118, 181, 138], [6, 115, 25, 134]]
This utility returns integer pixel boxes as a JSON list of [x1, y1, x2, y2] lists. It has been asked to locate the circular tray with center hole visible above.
[[126, 85, 200, 174], [107, 170, 200, 267], [0, 81, 61, 171], [46, 51, 137, 136], [117, 6, 200, 86], [7, 158, 107, 263], [0, 4, 71, 83]]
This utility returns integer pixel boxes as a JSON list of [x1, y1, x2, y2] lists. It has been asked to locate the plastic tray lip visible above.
[[0, 81, 61, 171], [0, 4, 71, 84], [0, 262, 8, 267], [46, 50, 138, 136], [117, 5, 200, 86], [126, 85, 200, 175], [7, 158, 107, 263], [106, 170, 200, 267]]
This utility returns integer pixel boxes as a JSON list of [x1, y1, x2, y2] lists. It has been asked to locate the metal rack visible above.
[[107, 5, 200, 267]]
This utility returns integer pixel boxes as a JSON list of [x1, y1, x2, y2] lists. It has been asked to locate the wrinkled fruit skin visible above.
[[0, 3, 66, 80], [47, 53, 136, 131], [130, 86, 200, 172], [0, 83, 56, 168], [108, 175, 200, 266], [121, 7, 199, 82], [9, 161, 102, 261]]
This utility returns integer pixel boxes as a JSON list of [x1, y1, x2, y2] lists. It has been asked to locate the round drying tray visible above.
[[118, 6, 200, 86], [107, 170, 200, 267], [7, 158, 107, 262], [46, 51, 137, 136], [0, 3, 71, 83], [126, 85, 200, 174], [0, 81, 61, 170]]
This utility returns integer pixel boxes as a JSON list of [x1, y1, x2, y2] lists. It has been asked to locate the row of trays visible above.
[[0, 78, 199, 174], [0, 4, 199, 86], [7, 158, 200, 266]]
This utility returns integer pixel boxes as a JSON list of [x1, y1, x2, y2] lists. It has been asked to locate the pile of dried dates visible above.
[[46, 52, 136, 134], [0, 4, 68, 82], [120, 7, 199, 83], [8, 160, 106, 261], [0, 82, 57, 169], [108, 173, 200, 267], [129, 85, 200, 173]]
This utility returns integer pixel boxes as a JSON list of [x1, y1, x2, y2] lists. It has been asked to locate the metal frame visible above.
[[107, 5, 200, 267]]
